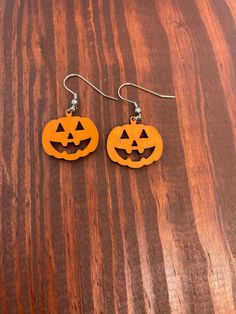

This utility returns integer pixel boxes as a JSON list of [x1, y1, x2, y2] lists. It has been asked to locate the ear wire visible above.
[[63, 73, 118, 112], [118, 82, 176, 121]]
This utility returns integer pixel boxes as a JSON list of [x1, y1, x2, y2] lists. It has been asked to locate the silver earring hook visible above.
[[63, 73, 118, 113], [117, 82, 176, 121]]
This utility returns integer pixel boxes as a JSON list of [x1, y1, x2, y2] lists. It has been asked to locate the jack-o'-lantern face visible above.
[[42, 111, 99, 160], [107, 118, 163, 168]]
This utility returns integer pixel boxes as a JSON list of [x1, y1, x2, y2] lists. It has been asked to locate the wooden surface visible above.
[[1, 0, 236, 313]]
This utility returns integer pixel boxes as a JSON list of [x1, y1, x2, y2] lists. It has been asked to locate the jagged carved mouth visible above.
[[50, 138, 91, 154], [115, 147, 155, 161]]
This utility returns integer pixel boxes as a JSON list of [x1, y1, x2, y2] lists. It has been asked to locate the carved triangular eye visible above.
[[56, 123, 65, 132], [76, 121, 84, 130], [121, 130, 129, 139], [140, 130, 148, 138]]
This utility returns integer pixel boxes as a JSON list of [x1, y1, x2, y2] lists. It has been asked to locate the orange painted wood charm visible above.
[[107, 117, 163, 168], [42, 110, 99, 161]]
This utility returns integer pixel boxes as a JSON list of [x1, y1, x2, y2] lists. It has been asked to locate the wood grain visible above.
[[1, 0, 236, 313]]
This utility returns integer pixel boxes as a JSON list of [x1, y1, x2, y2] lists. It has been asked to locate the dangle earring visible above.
[[107, 83, 175, 168], [42, 74, 118, 161]]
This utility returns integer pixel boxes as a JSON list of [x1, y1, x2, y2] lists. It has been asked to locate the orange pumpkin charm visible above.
[[42, 110, 99, 161], [107, 117, 163, 168]]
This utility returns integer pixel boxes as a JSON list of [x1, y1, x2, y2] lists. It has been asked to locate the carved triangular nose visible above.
[[68, 133, 73, 139], [132, 140, 138, 146]]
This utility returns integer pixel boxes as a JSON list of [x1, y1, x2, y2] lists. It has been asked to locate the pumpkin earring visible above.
[[42, 74, 118, 161], [107, 83, 175, 168]]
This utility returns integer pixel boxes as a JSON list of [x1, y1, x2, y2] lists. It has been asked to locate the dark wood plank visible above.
[[1, 0, 236, 313]]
